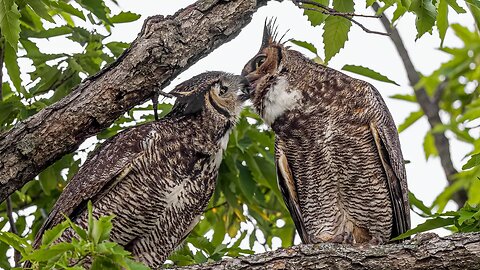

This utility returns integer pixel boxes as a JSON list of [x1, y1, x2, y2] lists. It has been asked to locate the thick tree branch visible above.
[[372, 3, 467, 208], [0, 0, 271, 203], [173, 233, 480, 269]]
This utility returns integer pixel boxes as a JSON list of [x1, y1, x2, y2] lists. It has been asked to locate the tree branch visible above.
[[372, 3, 467, 208], [172, 233, 480, 269], [0, 0, 272, 203], [293, 0, 390, 36]]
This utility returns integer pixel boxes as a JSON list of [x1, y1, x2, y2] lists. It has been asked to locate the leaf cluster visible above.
[[0, 202, 149, 269]]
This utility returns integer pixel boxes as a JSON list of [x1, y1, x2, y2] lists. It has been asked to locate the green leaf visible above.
[[463, 153, 480, 170], [398, 110, 424, 132], [465, 0, 480, 8], [342, 64, 400, 85], [106, 41, 130, 58], [451, 23, 477, 44], [322, 0, 353, 63], [41, 221, 70, 247], [4, 42, 21, 91], [78, 0, 111, 25], [303, 0, 330, 26], [410, 0, 437, 39], [391, 217, 455, 240], [109, 11, 140, 23], [0, 231, 30, 256], [24, 26, 73, 38], [289, 40, 318, 55], [437, 0, 448, 47], [91, 215, 115, 244], [409, 191, 432, 216], [64, 216, 88, 240], [0, 0, 21, 50], [26, 0, 54, 23], [446, 0, 466, 13], [469, 3, 480, 30], [459, 107, 480, 122], [389, 94, 417, 103], [392, 6, 408, 23], [125, 258, 150, 270], [52, 1, 86, 20], [23, 244, 74, 262], [423, 131, 438, 160]]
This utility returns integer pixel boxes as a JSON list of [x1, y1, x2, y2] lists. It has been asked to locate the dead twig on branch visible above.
[[293, 0, 390, 36]]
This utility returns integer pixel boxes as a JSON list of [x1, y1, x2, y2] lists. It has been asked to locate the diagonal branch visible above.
[[293, 0, 390, 36], [0, 0, 273, 203], [372, 3, 467, 207]]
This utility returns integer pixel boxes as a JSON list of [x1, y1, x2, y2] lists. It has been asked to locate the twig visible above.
[[0, 30, 4, 102], [6, 197, 21, 267], [293, 0, 390, 36], [372, 2, 467, 208], [433, 79, 449, 105], [204, 201, 228, 213]]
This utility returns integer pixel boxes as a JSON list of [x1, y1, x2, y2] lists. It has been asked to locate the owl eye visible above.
[[254, 55, 267, 69], [219, 84, 228, 96]]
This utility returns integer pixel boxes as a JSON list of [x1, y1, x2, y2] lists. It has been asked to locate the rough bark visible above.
[[0, 0, 270, 203], [173, 233, 480, 270], [372, 3, 468, 207]]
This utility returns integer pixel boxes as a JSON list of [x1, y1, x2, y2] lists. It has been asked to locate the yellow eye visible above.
[[254, 55, 267, 69]]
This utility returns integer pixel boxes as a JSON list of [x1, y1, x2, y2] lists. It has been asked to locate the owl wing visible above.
[[33, 122, 158, 248], [275, 137, 309, 243], [370, 120, 411, 239]]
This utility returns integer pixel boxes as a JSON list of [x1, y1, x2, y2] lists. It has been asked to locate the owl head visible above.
[[241, 19, 305, 125], [167, 71, 250, 123]]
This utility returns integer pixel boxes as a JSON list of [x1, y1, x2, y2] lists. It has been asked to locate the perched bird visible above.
[[241, 20, 410, 244], [28, 71, 249, 268]]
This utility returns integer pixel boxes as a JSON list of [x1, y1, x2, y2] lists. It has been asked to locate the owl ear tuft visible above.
[[261, 17, 279, 49]]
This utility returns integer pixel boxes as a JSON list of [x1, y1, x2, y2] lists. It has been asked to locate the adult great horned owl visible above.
[[241, 21, 410, 244], [29, 72, 249, 268]]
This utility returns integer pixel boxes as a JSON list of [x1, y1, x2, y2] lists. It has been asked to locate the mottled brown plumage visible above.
[[241, 20, 410, 244], [29, 72, 249, 268]]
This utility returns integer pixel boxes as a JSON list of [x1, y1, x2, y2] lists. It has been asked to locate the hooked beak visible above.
[[239, 76, 251, 101]]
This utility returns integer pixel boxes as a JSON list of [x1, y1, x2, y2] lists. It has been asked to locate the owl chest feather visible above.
[[261, 76, 302, 125], [274, 111, 393, 242]]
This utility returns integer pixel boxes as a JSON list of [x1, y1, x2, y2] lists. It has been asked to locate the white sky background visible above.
[[8, 0, 477, 257]]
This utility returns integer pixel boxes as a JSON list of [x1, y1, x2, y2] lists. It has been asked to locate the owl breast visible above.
[[261, 76, 302, 125], [273, 110, 393, 243]]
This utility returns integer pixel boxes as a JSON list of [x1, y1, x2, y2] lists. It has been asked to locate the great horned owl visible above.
[[28, 72, 250, 268], [241, 21, 410, 244]]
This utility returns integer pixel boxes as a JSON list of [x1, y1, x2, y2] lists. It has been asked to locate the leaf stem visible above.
[[6, 197, 21, 267]]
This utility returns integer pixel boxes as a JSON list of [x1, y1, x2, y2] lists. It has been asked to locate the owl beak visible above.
[[238, 76, 251, 101]]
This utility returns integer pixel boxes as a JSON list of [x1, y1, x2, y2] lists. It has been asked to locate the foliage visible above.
[[0, 0, 479, 269], [395, 197, 480, 240], [0, 201, 149, 269]]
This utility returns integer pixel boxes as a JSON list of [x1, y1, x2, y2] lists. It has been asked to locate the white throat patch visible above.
[[262, 76, 301, 125]]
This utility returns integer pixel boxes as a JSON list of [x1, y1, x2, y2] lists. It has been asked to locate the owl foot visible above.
[[331, 231, 354, 244], [311, 231, 354, 244]]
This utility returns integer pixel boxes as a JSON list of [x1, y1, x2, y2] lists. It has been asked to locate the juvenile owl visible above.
[[28, 72, 249, 268], [241, 21, 410, 244]]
